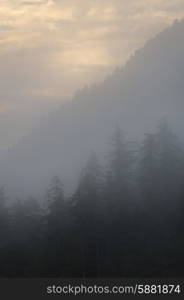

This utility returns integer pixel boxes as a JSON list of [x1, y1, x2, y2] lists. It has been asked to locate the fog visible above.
[[0, 0, 184, 152], [0, 3, 184, 279], [1, 20, 184, 199]]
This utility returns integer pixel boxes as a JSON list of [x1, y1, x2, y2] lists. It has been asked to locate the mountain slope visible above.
[[1, 20, 184, 197]]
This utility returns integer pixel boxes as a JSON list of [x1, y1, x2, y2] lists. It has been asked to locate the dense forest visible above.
[[0, 119, 184, 278]]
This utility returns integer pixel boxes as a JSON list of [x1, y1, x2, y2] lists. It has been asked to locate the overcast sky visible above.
[[0, 0, 184, 150]]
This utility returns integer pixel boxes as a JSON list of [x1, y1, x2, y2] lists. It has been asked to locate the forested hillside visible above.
[[0, 120, 184, 277], [1, 20, 184, 197]]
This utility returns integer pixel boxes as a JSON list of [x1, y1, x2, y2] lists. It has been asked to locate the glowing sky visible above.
[[0, 0, 184, 149]]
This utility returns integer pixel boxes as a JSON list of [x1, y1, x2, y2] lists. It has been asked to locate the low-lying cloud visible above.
[[0, 0, 184, 150]]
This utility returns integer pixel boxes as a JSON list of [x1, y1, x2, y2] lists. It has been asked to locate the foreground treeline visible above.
[[1, 119, 184, 277]]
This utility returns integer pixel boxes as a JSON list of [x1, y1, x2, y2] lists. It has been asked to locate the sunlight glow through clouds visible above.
[[0, 0, 184, 149], [0, 0, 183, 88]]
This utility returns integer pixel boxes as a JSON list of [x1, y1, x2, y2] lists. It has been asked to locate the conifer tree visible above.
[[73, 151, 102, 276]]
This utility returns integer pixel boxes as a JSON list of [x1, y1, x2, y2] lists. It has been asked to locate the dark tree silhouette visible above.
[[73, 152, 102, 277], [0, 120, 184, 278]]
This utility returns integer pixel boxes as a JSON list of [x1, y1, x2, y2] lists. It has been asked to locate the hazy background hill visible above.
[[1, 20, 184, 198]]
